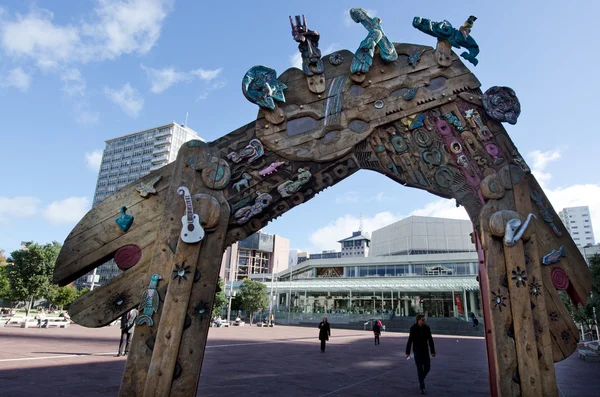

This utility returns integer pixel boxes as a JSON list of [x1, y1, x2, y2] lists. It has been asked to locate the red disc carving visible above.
[[115, 245, 142, 271], [551, 267, 569, 290]]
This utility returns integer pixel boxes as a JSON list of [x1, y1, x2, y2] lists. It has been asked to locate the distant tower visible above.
[[359, 213, 364, 232], [558, 206, 595, 247]]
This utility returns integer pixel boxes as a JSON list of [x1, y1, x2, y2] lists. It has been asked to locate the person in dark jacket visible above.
[[405, 314, 436, 394], [373, 320, 382, 345], [318, 316, 331, 352], [117, 308, 138, 357]]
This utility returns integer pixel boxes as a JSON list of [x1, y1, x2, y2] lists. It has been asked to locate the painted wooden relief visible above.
[[52, 10, 591, 397]]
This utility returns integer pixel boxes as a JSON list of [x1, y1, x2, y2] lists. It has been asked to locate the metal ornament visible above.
[[492, 289, 507, 311], [542, 245, 566, 265], [511, 266, 527, 288], [329, 53, 344, 66], [290, 15, 324, 77], [115, 206, 134, 232], [136, 175, 162, 198], [137, 273, 163, 327], [172, 261, 191, 284]]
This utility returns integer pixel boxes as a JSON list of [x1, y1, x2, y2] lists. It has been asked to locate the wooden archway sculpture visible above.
[[54, 11, 591, 397]]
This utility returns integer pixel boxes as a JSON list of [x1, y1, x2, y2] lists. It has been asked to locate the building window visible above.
[[573, 232, 579, 235]]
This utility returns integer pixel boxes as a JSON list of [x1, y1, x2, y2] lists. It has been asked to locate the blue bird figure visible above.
[[136, 273, 162, 326]]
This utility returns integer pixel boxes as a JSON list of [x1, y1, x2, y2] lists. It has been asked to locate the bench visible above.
[[578, 349, 600, 362], [3, 316, 25, 326], [21, 317, 71, 328], [220, 321, 230, 327]]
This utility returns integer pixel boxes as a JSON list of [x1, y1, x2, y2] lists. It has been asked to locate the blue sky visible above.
[[1, 0, 600, 257]]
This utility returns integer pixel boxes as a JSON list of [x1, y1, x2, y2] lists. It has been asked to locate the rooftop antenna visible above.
[[359, 213, 363, 232], [184, 112, 189, 126]]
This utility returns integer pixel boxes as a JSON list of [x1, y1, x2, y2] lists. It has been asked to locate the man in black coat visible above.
[[318, 316, 331, 352], [117, 308, 138, 357], [405, 314, 436, 394]]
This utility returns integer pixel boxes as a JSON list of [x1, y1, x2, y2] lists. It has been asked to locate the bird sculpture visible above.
[[136, 273, 163, 326]]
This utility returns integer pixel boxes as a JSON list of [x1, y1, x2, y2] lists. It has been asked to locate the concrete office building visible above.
[[75, 122, 203, 289], [227, 216, 481, 322], [220, 231, 290, 283], [559, 206, 595, 248]]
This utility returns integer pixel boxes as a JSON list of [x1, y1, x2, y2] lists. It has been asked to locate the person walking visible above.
[[117, 308, 138, 357], [469, 312, 479, 331], [318, 316, 331, 353], [405, 314, 436, 394], [373, 320, 382, 345]]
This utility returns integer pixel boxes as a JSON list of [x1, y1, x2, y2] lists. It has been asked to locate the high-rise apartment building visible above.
[[75, 122, 203, 289], [559, 206, 595, 247], [93, 122, 202, 205]]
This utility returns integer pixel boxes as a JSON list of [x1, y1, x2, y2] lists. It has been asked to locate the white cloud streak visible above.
[[42, 197, 90, 224], [141, 64, 222, 94], [0, 1, 172, 68], [2, 67, 32, 91], [85, 150, 103, 172], [0, 196, 40, 218], [104, 82, 144, 117]]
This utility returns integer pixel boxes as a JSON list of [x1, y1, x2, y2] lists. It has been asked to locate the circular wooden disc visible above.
[[551, 267, 569, 290], [202, 157, 231, 190], [115, 245, 142, 271]]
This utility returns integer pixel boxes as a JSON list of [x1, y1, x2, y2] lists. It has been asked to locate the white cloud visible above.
[[42, 197, 90, 224], [141, 64, 222, 94], [528, 149, 562, 187], [85, 150, 103, 172], [309, 212, 402, 252], [0, 8, 81, 68], [289, 43, 341, 69], [290, 52, 302, 69], [191, 68, 222, 82], [195, 92, 209, 101], [336, 191, 359, 204], [2, 67, 32, 91], [409, 199, 469, 220], [0, 196, 40, 218], [75, 105, 100, 125], [60, 68, 86, 96], [344, 8, 377, 28], [104, 82, 144, 117], [0, 1, 172, 67]]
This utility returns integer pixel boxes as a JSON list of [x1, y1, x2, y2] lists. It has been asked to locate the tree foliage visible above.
[[48, 285, 79, 310], [561, 254, 600, 336], [212, 277, 227, 318], [0, 249, 7, 265], [6, 241, 61, 316], [237, 279, 268, 325], [0, 266, 11, 301]]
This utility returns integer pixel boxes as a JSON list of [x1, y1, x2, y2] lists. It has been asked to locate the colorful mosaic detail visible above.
[[242, 66, 287, 110]]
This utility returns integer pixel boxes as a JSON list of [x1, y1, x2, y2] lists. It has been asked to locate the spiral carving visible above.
[[114, 245, 142, 271], [551, 267, 569, 290]]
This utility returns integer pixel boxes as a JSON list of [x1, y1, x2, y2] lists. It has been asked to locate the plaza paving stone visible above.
[[0, 324, 597, 396]]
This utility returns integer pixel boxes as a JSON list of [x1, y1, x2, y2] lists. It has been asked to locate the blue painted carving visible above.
[[349, 8, 398, 75], [329, 53, 343, 66], [444, 113, 464, 131], [403, 88, 417, 101], [482, 86, 521, 125], [226, 139, 264, 164], [277, 168, 312, 197], [234, 192, 273, 224], [137, 273, 162, 327], [530, 190, 562, 236], [242, 66, 287, 110], [412, 16, 480, 66], [542, 246, 566, 265], [408, 49, 425, 67], [115, 206, 134, 232], [290, 15, 324, 77], [391, 135, 408, 152]]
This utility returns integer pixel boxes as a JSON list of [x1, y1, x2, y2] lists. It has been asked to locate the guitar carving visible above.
[[177, 186, 204, 243]]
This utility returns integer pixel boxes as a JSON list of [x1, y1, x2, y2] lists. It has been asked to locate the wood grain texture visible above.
[[119, 144, 198, 397], [513, 175, 558, 397]]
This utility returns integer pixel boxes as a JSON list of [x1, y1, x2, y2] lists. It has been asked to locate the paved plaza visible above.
[[0, 324, 597, 396]]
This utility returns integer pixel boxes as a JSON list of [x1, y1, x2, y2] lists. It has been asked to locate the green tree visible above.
[[48, 285, 79, 311], [561, 254, 600, 338], [237, 279, 268, 325], [6, 241, 61, 317], [212, 277, 227, 319], [78, 287, 91, 298], [0, 249, 7, 265], [0, 266, 11, 301]]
